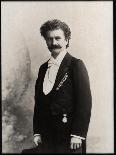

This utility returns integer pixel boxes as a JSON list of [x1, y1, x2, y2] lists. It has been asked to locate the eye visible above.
[[46, 37, 52, 41], [55, 37, 61, 40], [48, 37, 51, 40]]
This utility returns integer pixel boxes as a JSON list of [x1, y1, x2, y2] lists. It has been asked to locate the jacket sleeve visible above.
[[33, 65, 43, 135], [71, 59, 92, 138]]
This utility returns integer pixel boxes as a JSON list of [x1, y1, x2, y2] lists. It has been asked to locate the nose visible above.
[[52, 38, 57, 45]]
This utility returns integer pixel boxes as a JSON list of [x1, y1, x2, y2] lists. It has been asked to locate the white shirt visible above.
[[43, 50, 67, 95]]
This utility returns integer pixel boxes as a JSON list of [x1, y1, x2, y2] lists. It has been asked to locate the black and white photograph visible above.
[[1, 1, 114, 153]]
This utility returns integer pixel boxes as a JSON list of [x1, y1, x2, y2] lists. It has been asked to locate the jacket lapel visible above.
[[41, 62, 48, 81], [53, 52, 72, 90]]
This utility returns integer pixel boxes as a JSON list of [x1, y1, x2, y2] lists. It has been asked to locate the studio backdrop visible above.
[[2, 1, 114, 153]]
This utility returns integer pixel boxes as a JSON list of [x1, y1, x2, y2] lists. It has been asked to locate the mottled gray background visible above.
[[2, 1, 114, 153]]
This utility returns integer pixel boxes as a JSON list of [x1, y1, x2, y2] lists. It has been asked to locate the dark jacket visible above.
[[33, 52, 92, 138]]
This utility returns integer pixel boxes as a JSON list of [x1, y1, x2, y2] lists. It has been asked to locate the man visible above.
[[22, 19, 92, 153]]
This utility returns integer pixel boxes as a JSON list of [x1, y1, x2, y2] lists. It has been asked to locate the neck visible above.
[[51, 49, 67, 59], [51, 52, 60, 59]]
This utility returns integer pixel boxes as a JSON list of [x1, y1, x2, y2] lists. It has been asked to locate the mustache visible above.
[[49, 45, 62, 49]]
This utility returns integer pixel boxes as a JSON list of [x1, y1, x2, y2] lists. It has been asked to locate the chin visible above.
[[51, 49, 61, 54]]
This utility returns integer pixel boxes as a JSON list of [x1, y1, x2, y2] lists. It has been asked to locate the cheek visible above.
[[59, 40, 64, 45], [61, 41, 67, 47], [60, 39, 67, 45], [46, 41, 51, 46]]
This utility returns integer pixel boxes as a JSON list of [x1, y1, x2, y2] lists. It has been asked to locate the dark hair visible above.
[[40, 19, 71, 48]]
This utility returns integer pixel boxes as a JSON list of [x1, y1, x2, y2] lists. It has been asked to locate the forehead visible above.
[[46, 29, 65, 38]]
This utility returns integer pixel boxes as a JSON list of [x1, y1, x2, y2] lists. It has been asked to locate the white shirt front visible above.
[[43, 50, 67, 95]]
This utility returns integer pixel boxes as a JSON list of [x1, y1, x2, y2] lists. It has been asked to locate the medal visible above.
[[62, 114, 67, 123]]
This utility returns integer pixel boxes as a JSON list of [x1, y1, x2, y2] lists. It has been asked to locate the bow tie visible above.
[[48, 60, 59, 68]]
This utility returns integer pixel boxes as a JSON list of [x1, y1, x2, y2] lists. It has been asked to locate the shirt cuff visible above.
[[70, 134, 85, 140], [33, 134, 41, 137]]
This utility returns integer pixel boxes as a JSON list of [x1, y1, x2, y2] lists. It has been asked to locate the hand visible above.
[[70, 137, 82, 150], [33, 135, 42, 146]]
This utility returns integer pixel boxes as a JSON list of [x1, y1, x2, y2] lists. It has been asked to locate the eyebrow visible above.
[[47, 36, 61, 39]]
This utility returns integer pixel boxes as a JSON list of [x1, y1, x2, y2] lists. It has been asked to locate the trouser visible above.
[[22, 92, 86, 153], [22, 116, 86, 154], [21, 141, 86, 154]]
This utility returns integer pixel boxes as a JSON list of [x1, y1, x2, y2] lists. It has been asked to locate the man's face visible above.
[[45, 29, 68, 55]]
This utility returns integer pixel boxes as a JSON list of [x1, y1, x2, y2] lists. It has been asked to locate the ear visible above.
[[65, 38, 68, 44], [65, 39, 69, 48]]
